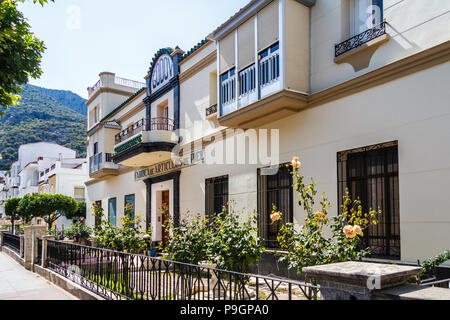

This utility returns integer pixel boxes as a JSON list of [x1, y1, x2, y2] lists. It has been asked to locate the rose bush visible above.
[[273, 157, 379, 273]]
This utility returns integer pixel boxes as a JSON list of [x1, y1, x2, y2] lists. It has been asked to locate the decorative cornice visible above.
[[179, 38, 212, 64], [179, 51, 217, 83]]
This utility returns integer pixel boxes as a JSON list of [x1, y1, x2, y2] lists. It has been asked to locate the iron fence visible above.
[[3, 233, 20, 255], [46, 240, 319, 301]]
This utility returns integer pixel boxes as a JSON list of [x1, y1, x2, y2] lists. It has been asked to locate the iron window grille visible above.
[[337, 141, 400, 260], [205, 175, 229, 218], [257, 164, 293, 249]]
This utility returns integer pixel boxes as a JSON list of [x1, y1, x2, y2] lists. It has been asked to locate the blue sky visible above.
[[19, 0, 249, 99]]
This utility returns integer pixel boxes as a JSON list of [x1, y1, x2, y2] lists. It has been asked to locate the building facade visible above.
[[38, 158, 88, 230], [85, 0, 450, 265]]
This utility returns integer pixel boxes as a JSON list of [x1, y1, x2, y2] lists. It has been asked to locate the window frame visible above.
[[337, 141, 400, 260], [257, 163, 294, 249], [205, 175, 229, 218]]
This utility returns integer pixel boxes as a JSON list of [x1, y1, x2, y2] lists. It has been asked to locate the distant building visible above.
[[0, 142, 88, 228], [38, 158, 88, 230]]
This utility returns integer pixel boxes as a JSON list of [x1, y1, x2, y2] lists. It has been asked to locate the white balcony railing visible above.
[[114, 77, 146, 89], [220, 69, 236, 116]]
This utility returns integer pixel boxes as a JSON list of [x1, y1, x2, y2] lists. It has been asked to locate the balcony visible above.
[[334, 21, 389, 68], [88, 74, 146, 99], [89, 152, 120, 179], [206, 104, 218, 120], [113, 117, 179, 168], [216, 42, 307, 129]]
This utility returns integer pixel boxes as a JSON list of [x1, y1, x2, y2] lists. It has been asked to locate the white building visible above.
[[38, 158, 88, 230], [85, 0, 450, 270]]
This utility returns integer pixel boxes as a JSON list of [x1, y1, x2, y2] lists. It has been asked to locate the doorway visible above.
[[160, 190, 170, 248]]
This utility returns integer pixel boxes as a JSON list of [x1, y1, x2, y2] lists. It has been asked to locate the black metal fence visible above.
[[3, 233, 20, 255], [46, 240, 319, 301]]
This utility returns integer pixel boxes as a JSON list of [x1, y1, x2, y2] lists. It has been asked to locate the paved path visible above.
[[0, 252, 78, 300]]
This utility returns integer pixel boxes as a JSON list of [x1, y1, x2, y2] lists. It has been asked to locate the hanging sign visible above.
[[151, 53, 174, 93]]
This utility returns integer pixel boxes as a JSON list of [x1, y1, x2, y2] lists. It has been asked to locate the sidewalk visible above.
[[0, 252, 78, 300]]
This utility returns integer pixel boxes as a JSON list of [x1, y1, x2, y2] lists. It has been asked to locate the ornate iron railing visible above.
[[115, 118, 175, 145], [46, 240, 319, 301], [335, 21, 387, 58], [3, 233, 20, 255], [206, 104, 217, 117]]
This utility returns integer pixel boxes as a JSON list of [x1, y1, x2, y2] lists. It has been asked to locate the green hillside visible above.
[[0, 85, 87, 170], [30, 85, 87, 116]]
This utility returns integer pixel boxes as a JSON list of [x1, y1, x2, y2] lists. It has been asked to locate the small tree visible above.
[[18, 194, 78, 230], [65, 201, 86, 221], [4, 197, 21, 233]]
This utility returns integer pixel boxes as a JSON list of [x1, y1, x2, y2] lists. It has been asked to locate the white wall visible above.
[[310, 0, 450, 93]]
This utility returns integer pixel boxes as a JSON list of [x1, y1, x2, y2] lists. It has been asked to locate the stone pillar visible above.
[[303, 261, 423, 300], [0, 230, 6, 251], [41, 235, 55, 268], [23, 226, 47, 270], [19, 235, 24, 258]]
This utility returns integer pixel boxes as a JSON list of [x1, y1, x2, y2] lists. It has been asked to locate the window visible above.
[[124, 194, 135, 227], [350, 0, 383, 36], [108, 198, 117, 227], [220, 68, 236, 107], [257, 164, 293, 248], [93, 142, 98, 155], [259, 42, 280, 87], [74, 187, 85, 201], [337, 141, 400, 260], [239, 64, 256, 97], [205, 175, 229, 218]]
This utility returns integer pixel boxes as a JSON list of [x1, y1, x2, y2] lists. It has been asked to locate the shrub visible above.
[[162, 202, 265, 273], [64, 221, 92, 240], [93, 214, 148, 253], [162, 215, 211, 265]]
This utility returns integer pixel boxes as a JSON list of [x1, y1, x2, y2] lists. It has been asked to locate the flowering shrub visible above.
[[274, 157, 379, 273], [162, 202, 265, 273], [161, 215, 211, 265], [208, 202, 265, 273], [93, 212, 149, 253], [64, 221, 92, 241]]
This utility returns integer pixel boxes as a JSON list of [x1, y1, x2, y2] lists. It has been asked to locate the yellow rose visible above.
[[291, 158, 301, 169], [353, 225, 362, 236], [343, 225, 357, 239], [270, 211, 282, 222], [314, 212, 324, 218]]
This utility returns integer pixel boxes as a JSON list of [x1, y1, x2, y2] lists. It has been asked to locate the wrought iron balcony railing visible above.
[[115, 118, 175, 145], [335, 21, 387, 58], [206, 104, 217, 117]]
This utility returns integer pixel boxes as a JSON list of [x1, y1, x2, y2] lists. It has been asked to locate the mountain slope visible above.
[[30, 85, 87, 116], [0, 85, 87, 170]]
